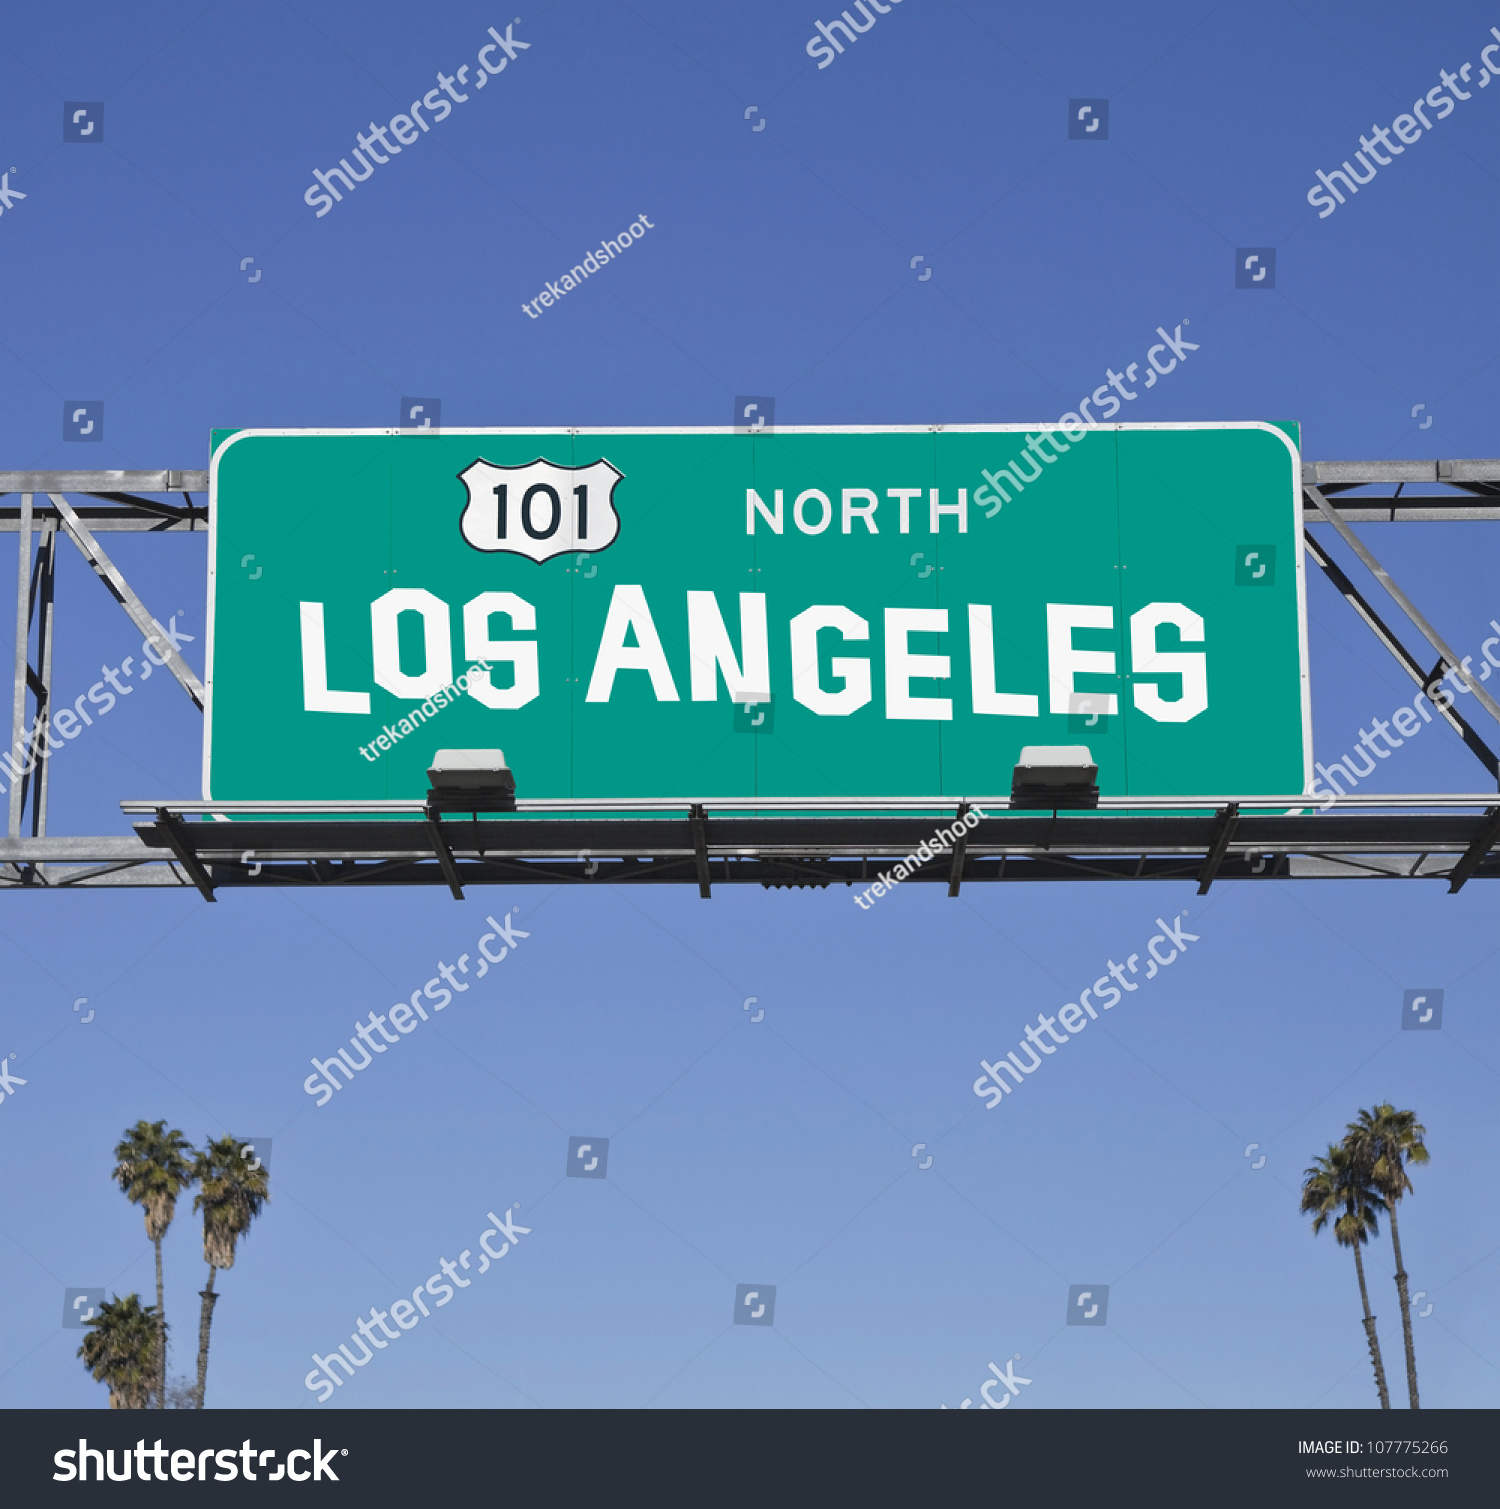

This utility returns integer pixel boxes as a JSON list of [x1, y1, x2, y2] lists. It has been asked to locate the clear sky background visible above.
[[1, 0, 1497, 1410]]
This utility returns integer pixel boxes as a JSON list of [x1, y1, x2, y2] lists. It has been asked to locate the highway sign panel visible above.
[[204, 422, 1310, 802]]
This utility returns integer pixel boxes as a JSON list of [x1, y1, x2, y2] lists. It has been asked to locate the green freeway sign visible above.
[[204, 422, 1310, 802]]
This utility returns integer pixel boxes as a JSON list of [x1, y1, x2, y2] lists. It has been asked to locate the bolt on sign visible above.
[[204, 423, 1310, 802]]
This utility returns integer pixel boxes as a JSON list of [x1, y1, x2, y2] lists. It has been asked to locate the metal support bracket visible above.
[[1447, 805, 1500, 894], [153, 807, 216, 901], [691, 803, 711, 898], [423, 804, 466, 900], [1197, 803, 1240, 894], [1306, 484, 1500, 731], [948, 801, 971, 897], [50, 494, 205, 710]]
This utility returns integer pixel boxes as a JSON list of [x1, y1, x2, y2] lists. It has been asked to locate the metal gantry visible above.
[[2, 461, 1499, 899]]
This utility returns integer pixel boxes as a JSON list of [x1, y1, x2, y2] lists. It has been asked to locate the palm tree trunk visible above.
[[195, 1268, 219, 1409], [1386, 1202, 1420, 1408], [154, 1235, 166, 1409], [1351, 1243, 1391, 1409]]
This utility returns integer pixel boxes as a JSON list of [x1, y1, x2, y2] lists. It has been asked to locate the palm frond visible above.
[[1300, 1142, 1385, 1246], [78, 1294, 165, 1409], [192, 1135, 270, 1272], [1344, 1103, 1429, 1205], [112, 1120, 196, 1242]]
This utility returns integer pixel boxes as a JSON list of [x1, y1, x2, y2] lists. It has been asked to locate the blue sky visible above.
[[1, 0, 1498, 1410]]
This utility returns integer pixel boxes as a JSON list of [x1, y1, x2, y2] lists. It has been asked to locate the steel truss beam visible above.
[[0, 474, 206, 533], [52, 496, 205, 708], [1306, 484, 1500, 729], [1, 464, 1498, 896], [1302, 459, 1500, 521], [1301, 463, 1500, 794], [1300, 530, 1499, 780], [1, 479, 207, 855]]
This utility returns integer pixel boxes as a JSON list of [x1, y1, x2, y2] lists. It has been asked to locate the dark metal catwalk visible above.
[[0, 796, 1492, 899]]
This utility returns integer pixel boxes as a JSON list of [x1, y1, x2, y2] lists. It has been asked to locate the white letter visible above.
[[585, 585, 680, 701], [463, 592, 539, 709], [885, 608, 952, 720], [930, 487, 967, 533], [1046, 603, 1117, 716], [300, 602, 370, 714], [842, 488, 879, 534], [888, 487, 921, 534], [967, 605, 1038, 717], [746, 488, 782, 534], [371, 588, 452, 700], [688, 592, 769, 702], [793, 489, 832, 534], [1130, 602, 1208, 722], [789, 605, 870, 716]]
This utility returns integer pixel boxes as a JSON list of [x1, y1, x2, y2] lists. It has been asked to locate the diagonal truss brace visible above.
[[1447, 805, 1500, 894], [691, 803, 711, 898], [49, 494, 204, 711], [153, 807, 216, 902], [1306, 484, 1500, 732], [423, 804, 466, 900], [947, 801, 971, 896], [1302, 529, 1500, 785], [1196, 803, 1240, 893]]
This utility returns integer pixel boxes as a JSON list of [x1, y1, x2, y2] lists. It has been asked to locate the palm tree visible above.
[[1346, 1104, 1429, 1409], [1300, 1142, 1391, 1409], [112, 1121, 195, 1409], [190, 1136, 270, 1408], [78, 1294, 164, 1409]]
